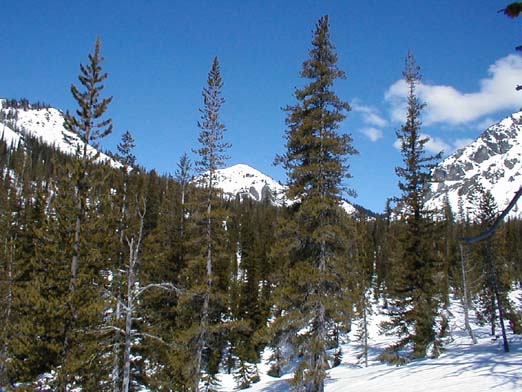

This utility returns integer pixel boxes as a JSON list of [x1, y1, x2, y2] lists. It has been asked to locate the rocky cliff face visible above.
[[426, 111, 522, 217]]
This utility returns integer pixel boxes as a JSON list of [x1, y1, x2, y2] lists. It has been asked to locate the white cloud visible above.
[[352, 101, 388, 127], [424, 134, 451, 155], [453, 138, 474, 151], [385, 54, 522, 126], [361, 127, 383, 142]]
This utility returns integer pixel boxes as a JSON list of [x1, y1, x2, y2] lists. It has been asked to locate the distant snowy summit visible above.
[[210, 163, 358, 215], [0, 98, 116, 166], [212, 164, 287, 205], [15, 98, 522, 219], [427, 111, 522, 216]]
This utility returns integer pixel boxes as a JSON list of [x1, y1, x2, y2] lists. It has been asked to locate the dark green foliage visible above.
[[464, 186, 517, 352], [193, 56, 230, 179], [233, 359, 259, 389], [382, 52, 445, 361], [64, 37, 113, 154], [174, 56, 234, 391], [502, 2, 522, 19], [117, 131, 137, 168], [54, 36, 114, 390], [2, 13, 522, 388], [272, 15, 357, 392]]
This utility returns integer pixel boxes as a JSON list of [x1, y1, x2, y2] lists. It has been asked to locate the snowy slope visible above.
[[427, 112, 522, 216], [0, 99, 117, 166], [0, 122, 21, 147], [210, 163, 358, 215], [216, 296, 522, 392], [213, 164, 288, 206]]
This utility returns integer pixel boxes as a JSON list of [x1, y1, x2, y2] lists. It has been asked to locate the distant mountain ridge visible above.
[[211, 164, 287, 205], [9, 99, 522, 218], [210, 164, 358, 215], [426, 111, 522, 217], [0, 98, 116, 166]]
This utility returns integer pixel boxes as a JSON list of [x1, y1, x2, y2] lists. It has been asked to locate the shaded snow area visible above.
[[216, 296, 522, 391]]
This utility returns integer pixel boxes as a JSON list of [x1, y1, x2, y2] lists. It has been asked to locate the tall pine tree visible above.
[[272, 15, 356, 392], [185, 56, 231, 391], [382, 52, 444, 361], [58, 36, 114, 390]]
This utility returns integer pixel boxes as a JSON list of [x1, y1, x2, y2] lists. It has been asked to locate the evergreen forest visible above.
[[0, 14, 522, 392]]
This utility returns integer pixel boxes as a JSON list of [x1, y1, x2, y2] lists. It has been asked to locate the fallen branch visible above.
[[461, 186, 522, 244]]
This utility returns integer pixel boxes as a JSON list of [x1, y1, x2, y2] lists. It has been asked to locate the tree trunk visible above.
[[0, 240, 14, 382], [363, 296, 369, 367], [70, 208, 81, 292], [311, 239, 327, 392], [194, 183, 213, 392], [112, 180, 128, 391], [488, 249, 509, 352], [313, 300, 326, 392], [122, 238, 135, 392], [459, 244, 477, 344], [122, 204, 145, 392]]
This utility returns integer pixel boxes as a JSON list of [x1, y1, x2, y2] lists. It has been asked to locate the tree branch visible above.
[[461, 186, 522, 244], [135, 282, 183, 298]]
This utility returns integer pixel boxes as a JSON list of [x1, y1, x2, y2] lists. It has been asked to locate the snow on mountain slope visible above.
[[211, 164, 358, 215], [213, 164, 288, 205], [0, 99, 117, 166], [427, 111, 522, 217], [0, 122, 21, 147]]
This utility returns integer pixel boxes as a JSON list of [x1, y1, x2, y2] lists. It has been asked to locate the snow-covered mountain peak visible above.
[[212, 163, 287, 205], [427, 111, 522, 217], [210, 163, 362, 215]]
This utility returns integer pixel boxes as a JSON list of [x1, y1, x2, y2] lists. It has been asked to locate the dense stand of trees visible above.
[[0, 16, 522, 392]]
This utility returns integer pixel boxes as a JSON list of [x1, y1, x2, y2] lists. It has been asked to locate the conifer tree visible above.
[[352, 215, 377, 368], [110, 130, 137, 391], [468, 187, 512, 352], [176, 153, 192, 204], [176, 152, 192, 237], [226, 197, 278, 385], [187, 56, 231, 391], [58, 36, 113, 390], [0, 164, 20, 385], [63, 35, 113, 294], [382, 52, 444, 360], [117, 131, 137, 168], [272, 16, 356, 392]]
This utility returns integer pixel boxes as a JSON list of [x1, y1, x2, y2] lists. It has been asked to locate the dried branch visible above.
[[461, 186, 522, 244]]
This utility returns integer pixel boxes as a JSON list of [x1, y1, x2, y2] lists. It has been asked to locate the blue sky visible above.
[[1, 0, 521, 212]]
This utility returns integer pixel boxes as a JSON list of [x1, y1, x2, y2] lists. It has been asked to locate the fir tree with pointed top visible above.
[[186, 56, 231, 391], [382, 52, 444, 361], [271, 15, 357, 392], [58, 36, 113, 391], [117, 131, 136, 168]]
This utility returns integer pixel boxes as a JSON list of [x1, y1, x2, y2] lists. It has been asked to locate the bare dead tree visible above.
[[458, 244, 478, 344]]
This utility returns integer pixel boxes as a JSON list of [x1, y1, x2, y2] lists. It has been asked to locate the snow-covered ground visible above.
[[217, 297, 522, 391]]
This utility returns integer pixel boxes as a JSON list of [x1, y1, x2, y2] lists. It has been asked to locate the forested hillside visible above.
[[0, 13, 521, 392]]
